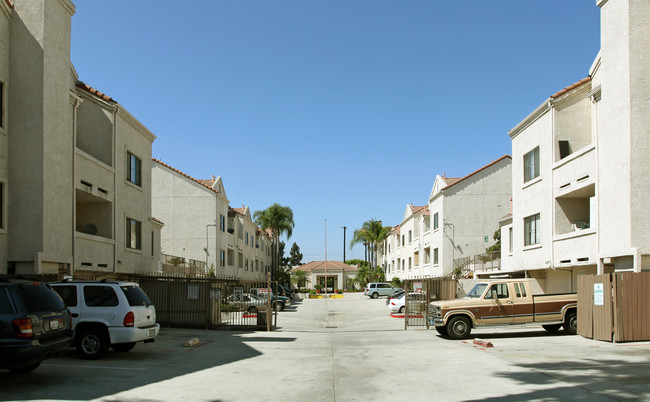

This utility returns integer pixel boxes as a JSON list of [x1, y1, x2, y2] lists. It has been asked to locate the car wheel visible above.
[[77, 328, 109, 360], [398, 306, 405, 314], [563, 310, 577, 335], [8, 361, 41, 374], [446, 316, 472, 340], [542, 324, 562, 332], [435, 326, 449, 337], [371, 292, 379, 299], [277, 302, 285, 311], [248, 306, 258, 314], [112, 342, 137, 352]]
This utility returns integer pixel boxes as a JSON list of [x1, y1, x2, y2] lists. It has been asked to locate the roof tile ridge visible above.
[[442, 155, 512, 190]]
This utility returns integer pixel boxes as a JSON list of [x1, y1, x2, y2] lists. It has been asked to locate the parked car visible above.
[[1, 279, 74, 373], [429, 279, 577, 339], [50, 280, 160, 360], [225, 293, 267, 313], [249, 289, 291, 311], [364, 283, 402, 299], [387, 292, 426, 314], [280, 285, 293, 299], [386, 290, 405, 305]]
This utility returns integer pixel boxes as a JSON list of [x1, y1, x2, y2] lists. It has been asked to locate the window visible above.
[[514, 283, 527, 298], [559, 141, 572, 160], [408, 230, 412, 243], [484, 283, 509, 300], [424, 247, 431, 264], [126, 218, 141, 250], [52, 285, 78, 308], [388, 244, 391, 253], [433, 248, 439, 265], [408, 257, 412, 270], [238, 252, 244, 268], [151, 231, 154, 256], [424, 217, 431, 232], [401, 260, 405, 271], [220, 215, 225, 232], [524, 213, 540, 246], [84, 286, 119, 307], [508, 227, 513, 252], [126, 152, 142, 186], [433, 213, 439, 230], [524, 146, 540, 183], [402, 235, 405, 246], [245, 232, 249, 245], [245, 258, 249, 271], [220, 250, 225, 267]]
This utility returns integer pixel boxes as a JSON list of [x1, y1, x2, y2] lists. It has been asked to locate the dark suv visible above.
[[0, 279, 74, 373]]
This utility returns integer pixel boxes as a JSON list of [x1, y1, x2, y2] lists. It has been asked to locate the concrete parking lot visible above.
[[1, 296, 649, 401]]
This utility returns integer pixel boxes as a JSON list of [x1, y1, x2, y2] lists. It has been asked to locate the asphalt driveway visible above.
[[1, 296, 649, 401]]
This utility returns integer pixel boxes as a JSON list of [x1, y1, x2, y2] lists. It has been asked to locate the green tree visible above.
[[288, 242, 303, 267], [254, 204, 295, 281], [485, 229, 501, 254], [278, 241, 290, 267]]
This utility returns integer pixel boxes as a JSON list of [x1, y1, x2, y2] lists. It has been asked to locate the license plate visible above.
[[50, 319, 60, 330], [147, 329, 155, 337]]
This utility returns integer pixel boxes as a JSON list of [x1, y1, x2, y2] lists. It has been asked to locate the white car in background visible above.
[[387, 292, 426, 314]]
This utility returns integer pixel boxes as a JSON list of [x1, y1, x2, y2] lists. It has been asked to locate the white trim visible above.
[[509, 100, 551, 139]]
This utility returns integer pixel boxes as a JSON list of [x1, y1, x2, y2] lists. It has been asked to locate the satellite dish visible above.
[[83, 223, 97, 235]]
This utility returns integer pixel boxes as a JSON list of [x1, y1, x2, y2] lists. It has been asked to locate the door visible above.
[[479, 283, 515, 325]]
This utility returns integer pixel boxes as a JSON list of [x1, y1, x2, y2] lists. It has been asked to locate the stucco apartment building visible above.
[[152, 160, 271, 281], [380, 156, 512, 281], [499, 0, 650, 293], [0, 0, 161, 277]]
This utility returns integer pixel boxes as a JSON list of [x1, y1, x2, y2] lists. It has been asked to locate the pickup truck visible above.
[[428, 279, 577, 339]]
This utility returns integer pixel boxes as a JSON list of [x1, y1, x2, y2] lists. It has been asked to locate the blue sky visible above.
[[71, 1, 600, 263]]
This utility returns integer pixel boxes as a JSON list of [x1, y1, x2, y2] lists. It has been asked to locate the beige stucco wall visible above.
[[0, 4, 10, 272]]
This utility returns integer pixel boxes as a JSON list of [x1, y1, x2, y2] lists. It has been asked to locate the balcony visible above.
[[75, 234, 114, 272], [553, 145, 595, 198], [553, 229, 597, 267]]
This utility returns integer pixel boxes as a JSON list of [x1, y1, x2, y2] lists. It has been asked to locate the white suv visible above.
[[51, 280, 160, 360]]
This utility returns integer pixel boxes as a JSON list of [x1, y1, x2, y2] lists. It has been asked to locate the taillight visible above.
[[68, 310, 73, 330], [13, 318, 33, 338], [123, 312, 135, 327], [391, 301, 395, 306]]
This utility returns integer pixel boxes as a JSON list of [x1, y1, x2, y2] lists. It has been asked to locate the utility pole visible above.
[[342, 226, 346, 263]]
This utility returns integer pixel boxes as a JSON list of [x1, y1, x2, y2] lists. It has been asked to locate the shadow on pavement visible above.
[[464, 358, 650, 401], [0, 330, 296, 401]]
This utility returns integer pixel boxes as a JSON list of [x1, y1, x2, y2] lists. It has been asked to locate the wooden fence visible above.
[[578, 272, 650, 342]]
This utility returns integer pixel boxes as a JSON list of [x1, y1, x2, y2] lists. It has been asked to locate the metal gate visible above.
[[130, 272, 278, 331], [403, 279, 457, 329]]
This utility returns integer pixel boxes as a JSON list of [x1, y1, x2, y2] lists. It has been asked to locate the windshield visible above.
[[467, 283, 488, 298]]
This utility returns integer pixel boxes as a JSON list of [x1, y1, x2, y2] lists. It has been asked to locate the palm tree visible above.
[[253, 204, 295, 281], [350, 219, 391, 272], [290, 269, 309, 289]]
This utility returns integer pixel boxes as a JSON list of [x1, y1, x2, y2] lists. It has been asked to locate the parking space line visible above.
[[44, 364, 148, 371]]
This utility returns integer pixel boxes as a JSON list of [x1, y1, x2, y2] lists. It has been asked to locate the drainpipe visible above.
[[113, 105, 119, 275], [71, 92, 83, 276]]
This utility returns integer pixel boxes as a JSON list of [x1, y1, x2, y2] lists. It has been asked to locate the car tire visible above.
[[398, 306, 405, 314], [8, 361, 41, 374], [435, 326, 449, 337], [563, 310, 577, 335], [248, 306, 258, 314], [446, 316, 472, 340], [277, 302, 285, 311], [542, 324, 562, 332], [371, 292, 379, 299], [112, 342, 136, 352], [76, 328, 109, 360]]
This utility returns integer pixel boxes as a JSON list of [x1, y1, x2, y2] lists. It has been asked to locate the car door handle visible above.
[[72, 313, 79, 318]]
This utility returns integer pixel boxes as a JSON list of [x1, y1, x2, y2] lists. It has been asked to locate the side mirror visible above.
[[491, 290, 498, 300]]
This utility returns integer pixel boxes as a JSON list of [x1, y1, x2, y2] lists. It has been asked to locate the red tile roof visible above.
[[391, 225, 400, 234], [443, 155, 512, 191], [151, 217, 164, 225], [153, 158, 222, 196], [291, 261, 358, 272], [550, 77, 592, 99], [410, 205, 428, 214], [76, 82, 114, 102]]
